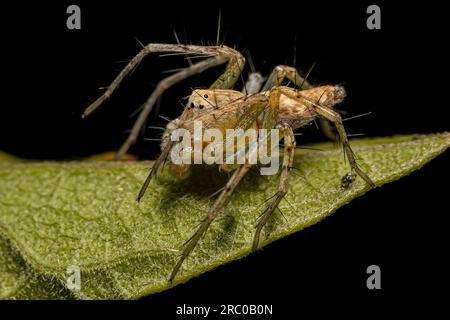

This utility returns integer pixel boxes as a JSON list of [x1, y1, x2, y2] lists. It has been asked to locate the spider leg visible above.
[[116, 57, 228, 160], [169, 162, 253, 282], [323, 111, 375, 188], [262, 65, 312, 92], [84, 44, 243, 116], [252, 123, 295, 250], [83, 44, 245, 159], [279, 86, 376, 188], [137, 117, 194, 202], [137, 135, 176, 201], [168, 93, 273, 281], [262, 65, 339, 141]]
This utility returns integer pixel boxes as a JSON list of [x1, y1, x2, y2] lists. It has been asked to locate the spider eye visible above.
[[188, 102, 194, 109], [203, 94, 209, 99], [199, 104, 205, 109]]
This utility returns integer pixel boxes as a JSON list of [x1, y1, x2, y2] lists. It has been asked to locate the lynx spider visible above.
[[83, 43, 376, 282]]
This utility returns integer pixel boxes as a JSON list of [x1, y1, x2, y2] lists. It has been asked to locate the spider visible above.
[[83, 43, 376, 282]]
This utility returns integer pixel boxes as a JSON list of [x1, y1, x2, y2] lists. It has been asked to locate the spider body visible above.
[[162, 85, 346, 179], [84, 44, 375, 282]]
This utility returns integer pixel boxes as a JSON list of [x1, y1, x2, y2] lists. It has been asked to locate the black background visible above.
[[0, 0, 449, 315]]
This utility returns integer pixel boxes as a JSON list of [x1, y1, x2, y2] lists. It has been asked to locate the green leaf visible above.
[[0, 133, 449, 299]]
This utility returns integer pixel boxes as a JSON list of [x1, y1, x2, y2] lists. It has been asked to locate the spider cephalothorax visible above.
[[84, 44, 375, 282]]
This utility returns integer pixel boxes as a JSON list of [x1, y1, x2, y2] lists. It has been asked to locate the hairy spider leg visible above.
[[169, 93, 276, 281], [253, 123, 295, 250], [83, 44, 245, 160], [262, 64, 338, 141], [278, 86, 376, 188]]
